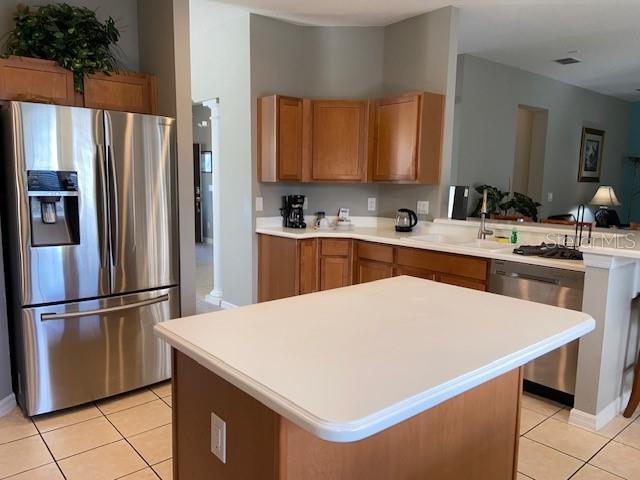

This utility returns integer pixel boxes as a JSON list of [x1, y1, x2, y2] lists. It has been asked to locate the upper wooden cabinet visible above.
[[0, 56, 159, 114], [257, 91, 443, 184], [371, 92, 445, 184], [258, 95, 304, 182], [84, 72, 158, 114], [310, 100, 368, 182], [0, 56, 76, 106]]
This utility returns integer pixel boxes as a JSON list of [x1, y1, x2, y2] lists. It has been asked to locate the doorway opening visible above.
[[512, 105, 548, 204], [192, 100, 220, 313]]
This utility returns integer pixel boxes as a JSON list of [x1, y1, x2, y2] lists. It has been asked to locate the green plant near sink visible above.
[[471, 185, 541, 222], [2, 3, 121, 92], [471, 185, 508, 217], [501, 192, 542, 222]]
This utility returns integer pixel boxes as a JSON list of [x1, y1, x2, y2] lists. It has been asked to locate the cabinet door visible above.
[[258, 234, 299, 302], [357, 259, 393, 284], [311, 100, 367, 181], [299, 239, 318, 294], [84, 72, 158, 114], [320, 256, 351, 291], [372, 94, 421, 182], [277, 96, 303, 180]]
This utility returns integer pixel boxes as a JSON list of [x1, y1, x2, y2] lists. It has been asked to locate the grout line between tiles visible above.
[[0, 432, 40, 447], [101, 409, 158, 472], [98, 397, 163, 417], [114, 465, 161, 480]]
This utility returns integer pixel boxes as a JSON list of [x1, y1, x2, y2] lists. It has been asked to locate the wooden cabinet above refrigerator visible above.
[[257, 91, 444, 184]]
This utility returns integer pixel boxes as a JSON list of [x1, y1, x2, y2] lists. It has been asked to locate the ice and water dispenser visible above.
[[27, 170, 80, 246]]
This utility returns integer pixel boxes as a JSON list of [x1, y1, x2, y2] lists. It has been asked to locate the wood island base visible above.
[[172, 349, 523, 480]]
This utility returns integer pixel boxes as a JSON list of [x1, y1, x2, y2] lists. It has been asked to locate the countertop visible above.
[[255, 223, 586, 272], [155, 276, 594, 442]]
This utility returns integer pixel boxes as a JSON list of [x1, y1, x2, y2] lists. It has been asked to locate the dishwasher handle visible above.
[[494, 270, 561, 286]]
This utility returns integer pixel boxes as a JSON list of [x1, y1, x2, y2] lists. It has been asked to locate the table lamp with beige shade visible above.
[[590, 185, 621, 228]]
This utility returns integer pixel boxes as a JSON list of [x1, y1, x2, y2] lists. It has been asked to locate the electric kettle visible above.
[[395, 208, 418, 232]]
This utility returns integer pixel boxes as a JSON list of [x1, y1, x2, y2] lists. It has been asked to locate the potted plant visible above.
[[2, 3, 120, 92]]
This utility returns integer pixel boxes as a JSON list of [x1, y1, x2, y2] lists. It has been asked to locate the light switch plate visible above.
[[368, 197, 377, 211], [417, 201, 429, 215], [547, 192, 553, 202], [255, 197, 263, 212], [211, 412, 227, 463]]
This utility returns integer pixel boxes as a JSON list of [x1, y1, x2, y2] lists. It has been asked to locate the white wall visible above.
[[453, 54, 631, 220], [379, 7, 459, 220], [251, 15, 385, 218], [0, 0, 140, 70], [191, 1, 252, 307], [190, 4, 459, 306]]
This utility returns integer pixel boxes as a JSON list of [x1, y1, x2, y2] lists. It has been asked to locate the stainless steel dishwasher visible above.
[[489, 260, 584, 398]]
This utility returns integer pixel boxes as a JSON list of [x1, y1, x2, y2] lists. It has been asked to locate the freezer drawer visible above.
[[17, 287, 179, 415]]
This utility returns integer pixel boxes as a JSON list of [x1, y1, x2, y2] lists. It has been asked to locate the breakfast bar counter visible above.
[[155, 276, 594, 480]]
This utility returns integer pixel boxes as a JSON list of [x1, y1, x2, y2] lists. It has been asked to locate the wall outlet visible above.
[[417, 201, 429, 215], [211, 412, 227, 463], [368, 197, 377, 211], [547, 192, 553, 202], [255, 196, 263, 212], [303, 197, 308, 210]]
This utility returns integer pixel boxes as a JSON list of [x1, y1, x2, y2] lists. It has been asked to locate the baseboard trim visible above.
[[205, 290, 222, 307], [569, 389, 632, 431], [0, 393, 16, 417], [220, 301, 237, 310]]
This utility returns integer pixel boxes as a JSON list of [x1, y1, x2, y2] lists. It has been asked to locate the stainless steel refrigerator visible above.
[[0, 101, 180, 416]]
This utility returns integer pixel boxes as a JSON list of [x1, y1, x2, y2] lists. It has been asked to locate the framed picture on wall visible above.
[[201, 151, 212, 173], [578, 127, 605, 182]]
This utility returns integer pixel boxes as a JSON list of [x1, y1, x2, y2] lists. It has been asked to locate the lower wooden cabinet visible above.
[[299, 238, 319, 295], [357, 259, 394, 284], [258, 235, 489, 303], [319, 239, 352, 291], [258, 235, 300, 302], [320, 256, 352, 291]]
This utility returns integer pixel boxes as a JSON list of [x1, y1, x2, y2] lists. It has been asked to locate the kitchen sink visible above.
[[404, 235, 515, 253], [455, 239, 516, 252], [403, 233, 462, 243]]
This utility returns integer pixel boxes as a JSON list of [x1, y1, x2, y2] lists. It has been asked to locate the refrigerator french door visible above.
[[1, 102, 180, 415]]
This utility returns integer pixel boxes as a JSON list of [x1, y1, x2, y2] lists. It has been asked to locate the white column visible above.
[[570, 253, 640, 430], [204, 99, 223, 306]]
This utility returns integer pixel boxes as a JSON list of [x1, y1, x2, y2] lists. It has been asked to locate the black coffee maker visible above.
[[281, 195, 306, 228]]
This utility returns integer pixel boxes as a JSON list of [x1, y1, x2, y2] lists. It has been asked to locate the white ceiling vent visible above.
[[554, 57, 582, 65]]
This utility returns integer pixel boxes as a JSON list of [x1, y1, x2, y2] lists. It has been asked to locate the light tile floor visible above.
[[0, 389, 639, 479], [0, 381, 173, 479]]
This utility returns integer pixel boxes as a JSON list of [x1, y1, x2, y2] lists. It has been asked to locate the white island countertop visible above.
[[155, 276, 594, 442]]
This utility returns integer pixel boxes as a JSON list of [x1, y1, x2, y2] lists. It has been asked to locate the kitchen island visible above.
[[155, 276, 594, 480]]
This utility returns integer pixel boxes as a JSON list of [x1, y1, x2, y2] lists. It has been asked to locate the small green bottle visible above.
[[511, 226, 518, 244]]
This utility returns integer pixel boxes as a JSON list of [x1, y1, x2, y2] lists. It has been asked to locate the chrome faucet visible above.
[[477, 189, 494, 240]]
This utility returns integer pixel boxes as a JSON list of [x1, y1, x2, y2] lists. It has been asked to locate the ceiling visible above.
[[211, 0, 640, 101]]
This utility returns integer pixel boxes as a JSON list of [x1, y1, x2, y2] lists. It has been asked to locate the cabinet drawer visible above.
[[439, 274, 486, 291], [357, 241, 394, 263], [396, 247, 487, 281], [357, 259, 394, 284], [320, 239, 351, 257], [394, 265, 437, 281]]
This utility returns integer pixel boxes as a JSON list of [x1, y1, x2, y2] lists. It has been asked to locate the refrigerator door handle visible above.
[[96, 144, 109, 268], [40, 294, 170, 321], [107, 144, 120, 266]]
